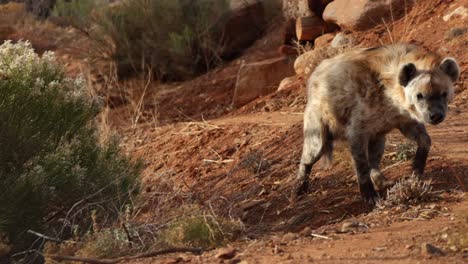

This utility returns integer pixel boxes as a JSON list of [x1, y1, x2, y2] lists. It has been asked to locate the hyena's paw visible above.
[[370, 169, 395, 191], [359, 180, 379, 206], [292, 179, 309, 199]]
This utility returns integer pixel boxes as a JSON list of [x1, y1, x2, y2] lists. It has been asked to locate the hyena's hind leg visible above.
[[294, 113, 330, 196], [368, 134, 394, 191]]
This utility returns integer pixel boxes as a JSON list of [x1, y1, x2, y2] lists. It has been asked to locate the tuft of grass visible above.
[[239, 151, 271, 176], [377, 174, 434, 209], [161, 214, 241, 249], [395, 142, 417, 161]]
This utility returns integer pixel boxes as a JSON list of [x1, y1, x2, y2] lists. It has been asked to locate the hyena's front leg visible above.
[[349, 134, 379, 205], [399, 122, 431, 176], [368, 134, 394, 191]]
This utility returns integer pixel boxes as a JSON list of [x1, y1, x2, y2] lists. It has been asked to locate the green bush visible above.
[[53, 0, 230, 81], [0, 40, 141, 252], [52, 0, 106, 29]]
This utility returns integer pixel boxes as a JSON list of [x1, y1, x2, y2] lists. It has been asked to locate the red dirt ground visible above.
[[118, 0, 468, 263], [3, 0, 466, 263]]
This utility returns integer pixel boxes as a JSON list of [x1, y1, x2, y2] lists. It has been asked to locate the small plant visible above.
[[52, 0, 106, 29], [377, 174, 434, 209], [53, 0, 231, 81], [0, 40, 142, 253], [239, 151, 271, 175], [161, 214, 241, 249], [395, 142, 417, 161]]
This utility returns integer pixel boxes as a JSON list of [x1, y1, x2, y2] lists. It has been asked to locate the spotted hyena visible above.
[[295, 44, 460, 205]]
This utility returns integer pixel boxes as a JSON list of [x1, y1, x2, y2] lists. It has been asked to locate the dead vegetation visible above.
[[377, 174, 435, 209]]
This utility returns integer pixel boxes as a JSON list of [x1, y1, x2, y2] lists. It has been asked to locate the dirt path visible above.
[[127, 101, 467, 264]]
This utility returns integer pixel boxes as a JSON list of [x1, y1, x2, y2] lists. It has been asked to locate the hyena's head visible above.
[[399, 58, 460, 125]]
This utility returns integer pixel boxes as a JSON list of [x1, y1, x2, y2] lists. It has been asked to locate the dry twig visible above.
[[49, 247, 203, 264]]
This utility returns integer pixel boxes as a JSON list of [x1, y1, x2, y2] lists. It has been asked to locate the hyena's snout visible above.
[[429, 111, 444, 124], [427, 104, 446, 125]]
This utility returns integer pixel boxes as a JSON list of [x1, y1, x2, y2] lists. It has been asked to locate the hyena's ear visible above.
[[440, 57, 460, 83], [399, 63, 417, 87]]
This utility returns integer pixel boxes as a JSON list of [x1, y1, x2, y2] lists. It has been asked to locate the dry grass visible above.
[[161, 213, 242, 249], [377, 174, 434, 209], [394, 142, 417, 162]]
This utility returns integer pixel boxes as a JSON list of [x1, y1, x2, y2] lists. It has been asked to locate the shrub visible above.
[[377, 174, 434, 209], [53, 0, 231, 81], [0, 40, 142, 253], [161, 214, 241, 249], [52, 0, 106, 29]]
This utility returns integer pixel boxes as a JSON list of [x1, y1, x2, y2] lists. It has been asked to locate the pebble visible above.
[[216, 247, 237, 260], [421, 243, 445, 257]]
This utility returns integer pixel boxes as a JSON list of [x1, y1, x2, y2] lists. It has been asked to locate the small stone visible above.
[[282, 232, 298, 242], [331, 32, 352, 48], [216, 247, 237, 260], [443, 6, 468, 21], [421, 243, 445, 257], [341, 221, 367, 233], [444, 27, 467, 40], [449, 245, 458, 252], [299, 227, 312, 237], [161, 257, 183, 264], [373, 246, 387, 252]]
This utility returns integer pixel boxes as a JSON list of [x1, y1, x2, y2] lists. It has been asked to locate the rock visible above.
[[331, 32, 352, 47], [443, 6, 468, 22], [294, 50, 317, 75], [299, 226, 312, 236], [161, 257, 184, 264], [221, 0, 267, 59], [282, 0, 334, 18], [308, 0, 334, 17], [282, 0, 313, 20], [444, 27, 467, 40], [232, 57, 295, 107], [314, 33, 335, 48], [216, 247, 237, 259], [341, 220, 368, 233], [323, 0, 413, 31], [282, 232, 298, 242], [421, 243, 445, 257], [277, 76, 297, 91]]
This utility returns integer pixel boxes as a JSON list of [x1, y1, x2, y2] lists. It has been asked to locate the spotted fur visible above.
[[295, 44, 460, 205]]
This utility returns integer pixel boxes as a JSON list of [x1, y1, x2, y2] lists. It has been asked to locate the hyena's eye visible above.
[[441, 92, 447, 98], [417, 93, 424, 100]]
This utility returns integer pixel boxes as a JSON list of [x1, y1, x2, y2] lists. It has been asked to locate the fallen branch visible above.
[[27, 230, 62, 243], [49, 247, 203, 264]]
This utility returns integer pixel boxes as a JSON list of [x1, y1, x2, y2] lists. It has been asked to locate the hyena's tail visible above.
[[320, 127, 333, 169]]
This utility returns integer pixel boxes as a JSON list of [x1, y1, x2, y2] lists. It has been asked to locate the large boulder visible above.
[[232, 57, 295, 107], [323, 0, 413, 31], [221, 0, 267, 59], [283, 0, 333, 19]]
